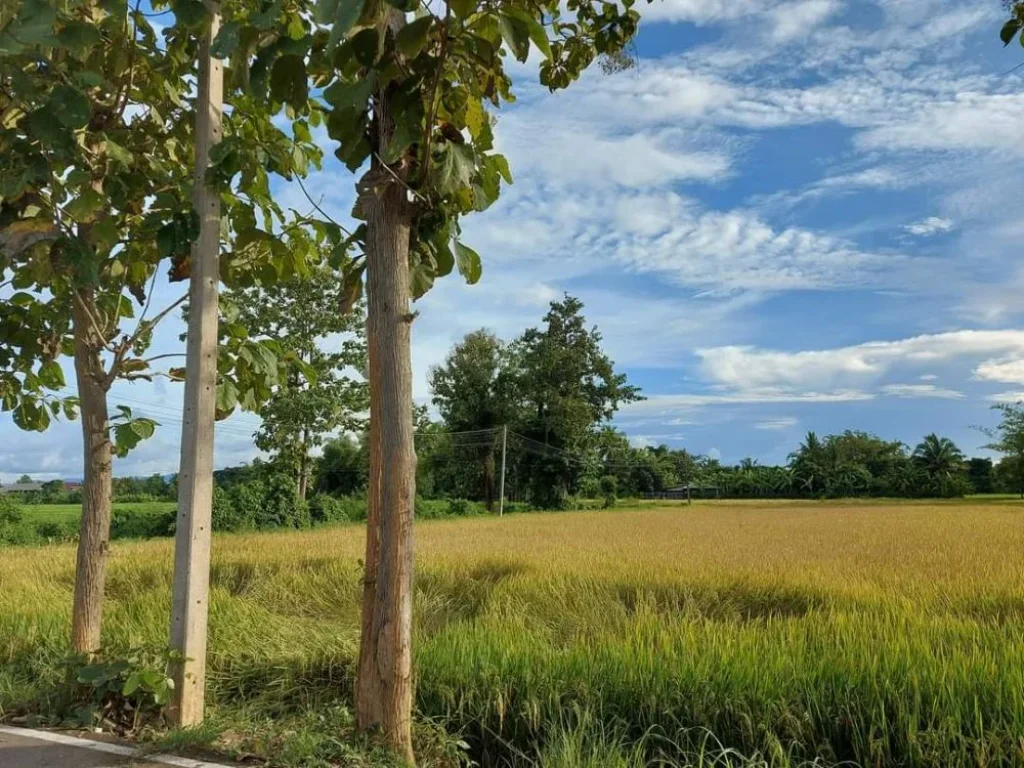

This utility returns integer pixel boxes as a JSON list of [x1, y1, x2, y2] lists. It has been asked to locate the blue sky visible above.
[[5, 0, 1024, 480]]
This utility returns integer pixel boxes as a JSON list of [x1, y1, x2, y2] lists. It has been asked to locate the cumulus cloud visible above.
[[697, 330, 1024, 392], [903, 217, 954, 236], [974, 358, 1024, 384]]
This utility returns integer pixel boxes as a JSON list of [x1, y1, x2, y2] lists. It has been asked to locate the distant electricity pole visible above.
[[498, 425, 507, 516], [169, 0, 223, 727]]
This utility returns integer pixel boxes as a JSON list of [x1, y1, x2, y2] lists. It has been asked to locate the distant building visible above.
[[0, 482, 44, 494], [644, 483, 720, 501]]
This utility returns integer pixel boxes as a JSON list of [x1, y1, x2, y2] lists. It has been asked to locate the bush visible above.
[[308, 493, 350, 525], [599, 475, 618, 509], [212, 486, 250, 532], [256, 474, 309, 530], [446, 498, 472, 517], [64, 647, 178, 734], [228, 481, 264, 527], [110, 507, 175, 539], [0, 496, 22, 525], [34, 519, 78, 543]]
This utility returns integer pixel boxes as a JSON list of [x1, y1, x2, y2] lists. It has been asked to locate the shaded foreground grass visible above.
[[2, 502, 1024, 766]]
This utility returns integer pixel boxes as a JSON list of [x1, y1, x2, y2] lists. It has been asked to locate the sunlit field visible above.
[[18, 501, 177, 524], [3, 501, 1024, 766]]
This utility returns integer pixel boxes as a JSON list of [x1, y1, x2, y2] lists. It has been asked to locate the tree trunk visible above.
[[355, 20, 416, 760], [70, 287, 112, 656], [298, 428, 309, 501], [482, 449, 496, 511]]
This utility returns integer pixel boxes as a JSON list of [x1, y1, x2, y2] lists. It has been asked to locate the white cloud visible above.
[[767, 0, 841, 42], [697, 330, 1024, 392], [985, 391, 1024, 403], [755, 416, 799, 430], [919, 374, 938, 381], [498, 122, 732, 188], [975, 358, 1024, 384], [880, 383, 964, 399], [620, 389, 874, 420], [638, 0, 769, 25], [903, 216, 954, 236]]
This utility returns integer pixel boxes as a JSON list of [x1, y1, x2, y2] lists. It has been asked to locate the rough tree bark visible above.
[[70, 287, 112, 655], [355, 12, 416, 758], [297, 428, 309, 501]]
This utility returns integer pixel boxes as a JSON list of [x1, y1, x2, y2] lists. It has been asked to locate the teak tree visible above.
[[0, 0, 329, 657], [429, 329, 515, 510], [206, 0, 647, 758], [0, 0, 200, 654], [229, 264, 369, 499]]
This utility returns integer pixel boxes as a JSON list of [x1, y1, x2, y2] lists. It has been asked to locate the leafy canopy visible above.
[[206, 0, 645, 302]]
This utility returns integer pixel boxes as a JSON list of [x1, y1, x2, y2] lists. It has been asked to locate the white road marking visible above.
[[0, 726, 235, 767]]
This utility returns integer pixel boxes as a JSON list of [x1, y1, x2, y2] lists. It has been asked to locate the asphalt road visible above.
[[0, 727, 231, 768]]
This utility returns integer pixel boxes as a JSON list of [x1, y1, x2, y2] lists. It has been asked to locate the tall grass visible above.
[[2, 503, 1024, 765]]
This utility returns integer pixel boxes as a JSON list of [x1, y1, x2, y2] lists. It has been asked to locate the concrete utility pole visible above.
[[498, 425, 507, 517], [169, 0, 223, 728]]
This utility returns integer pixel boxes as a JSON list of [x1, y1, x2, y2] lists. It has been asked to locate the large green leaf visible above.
[[0, 0, 56, 52], [270, 55, 309, 109], [448, 0, 475, 20], [498, 13, 530, 62], [58, 21, 102, 56], [38, 361, 65, 390], [454, 241, 481, 284], [435, 144, 476, 196], [210, 20, 241, 59], [323, 72, 376, 111], [216, 379, 239, 415], [13, 399, 50, 432], [1001, 18, 1021, 46], [410, 263, 434, 298], [322, 0, 366, 50], [350, 27, 381, 66], [50, 85, 92, 129], [395, 16, 433, 59], [64, 189, 105, 223], [172, 0, 207, 28]]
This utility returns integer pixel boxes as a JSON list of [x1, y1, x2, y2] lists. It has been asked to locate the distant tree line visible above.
[[11, 295, 1024, 515]]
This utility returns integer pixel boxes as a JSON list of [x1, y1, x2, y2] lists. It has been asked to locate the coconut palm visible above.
[[913, 434, 965, 495], [913, 434, 965, 476], [789, 431, 827, 496]]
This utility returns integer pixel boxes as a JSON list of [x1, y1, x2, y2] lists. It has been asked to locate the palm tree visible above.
[[789, 431, 826, 496], [913, 434, 965, 495]]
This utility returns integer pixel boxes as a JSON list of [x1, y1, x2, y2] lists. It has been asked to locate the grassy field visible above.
[[18, 501, 176, 523], [2, 501, 1024, 766]]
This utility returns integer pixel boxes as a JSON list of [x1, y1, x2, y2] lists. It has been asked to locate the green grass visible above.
[[19, 501, 176, 523], [3, 501, 1024, 766]]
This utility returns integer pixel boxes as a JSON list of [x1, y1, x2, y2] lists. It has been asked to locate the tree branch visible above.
[[73, 291, 117, 353]]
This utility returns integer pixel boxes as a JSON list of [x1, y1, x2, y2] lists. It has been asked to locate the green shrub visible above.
[[599, 475, 618, 509], [257, 474, 309, 530], [0, 496, 22, 525], [63, 647, 179, 734], [211, 486, 250, 532], [308, 494, 350, 525], [110, 508, 175, 539], [34, 519, 78, 542], [446, 498, 473, 517], [228, 481, 264, 527]]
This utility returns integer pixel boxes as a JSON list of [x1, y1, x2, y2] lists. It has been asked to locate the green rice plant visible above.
[[2, 502, 1024, 766]]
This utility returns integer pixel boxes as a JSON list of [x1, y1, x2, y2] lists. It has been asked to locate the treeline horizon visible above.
[[8, 286, 1024, 507]]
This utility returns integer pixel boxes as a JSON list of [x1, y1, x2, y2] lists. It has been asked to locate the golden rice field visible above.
[[2, 501, 1024, 766]]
